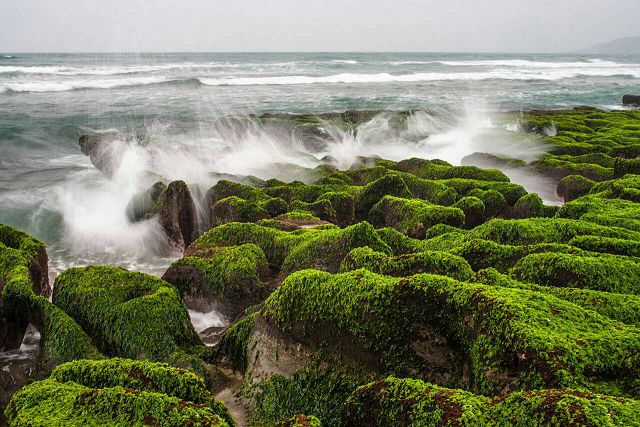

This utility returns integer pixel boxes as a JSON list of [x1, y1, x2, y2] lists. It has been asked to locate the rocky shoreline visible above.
[[2, 106, 640, 426]]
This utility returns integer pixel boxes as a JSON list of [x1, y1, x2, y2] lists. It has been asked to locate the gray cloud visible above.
[[1, 0, 638, 53]]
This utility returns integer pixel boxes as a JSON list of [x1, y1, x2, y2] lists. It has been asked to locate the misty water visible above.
[[1, 51, 639, 287]]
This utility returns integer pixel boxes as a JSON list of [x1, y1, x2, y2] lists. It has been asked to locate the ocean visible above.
[[1, 52, 639, 279]]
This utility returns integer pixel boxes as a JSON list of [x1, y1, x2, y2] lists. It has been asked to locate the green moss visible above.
[[467, 217, 640, 245], [262, 269, 640, 395], [369, 196, 464, 238], [277, 211, 322, 222], [511, 193, 556, 219], [276, 414, 322, 427], [451, 238, 586, 272], [280, 222, 392, 277], [467, 188, 507, 218], [248, 369, 362, 427], [2, 271, 102, 367], [6, 379, 226, 426], [452, 196, 485, 227], [568, 235, 640, 257], [163, 244, 268, 317], [340, 246, 474, 281], [511, 252, 640, 294], [354, 174, 413, 220], [211, 311, 257, 372], [194, 222, 391, 278], [341, 377, 640, 427], [615, 158, 640, 178], [290, 200, 337, 224], [52, 266, 201, 362], [557, 175, 595, 202], [390, 157, 509, 182], [476, 268, 640, 326], [314, 191, 355, 226], [374, 227, 425, 255]]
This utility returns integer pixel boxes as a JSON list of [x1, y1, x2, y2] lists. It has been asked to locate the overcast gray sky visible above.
[[1, 0, 638, 53]]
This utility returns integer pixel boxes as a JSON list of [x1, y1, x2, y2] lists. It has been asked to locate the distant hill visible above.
[[581, 36, 640, 54]]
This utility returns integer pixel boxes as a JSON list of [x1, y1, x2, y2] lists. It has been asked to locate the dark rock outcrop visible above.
[[78, 134, 126, 178], [126, 180, 197, 250], [622, 94, 640, 106], [158, 181, 197, 249]]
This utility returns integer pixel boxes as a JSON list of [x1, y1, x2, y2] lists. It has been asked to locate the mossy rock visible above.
[[340, 246, 474, 282], [52, 266, 202, 363], [467, 218, 640, 246], [5, 358, 234, 426], [341, 377, 640, 427], [257, 269, 640, 396], [476, 267, 640, 326], [0, 224, 51, 351], [511, 193, 557, 219], [191, 222, 391, 280], [451, 238, 586, 272], [354, 174, 413, 221], [162, 244, 270, 319], [369, 196, 464, 238], [511, 252, 640, 294], [212, 196, 270, 225], [453, 196, 485, 228], [556, 175, 595, 202]]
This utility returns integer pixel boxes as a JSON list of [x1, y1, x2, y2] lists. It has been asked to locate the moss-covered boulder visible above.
[[249, 269, 640, 396], [340, 246, 474, 281], [162, 244, 270, 318], [354, 174, 412, 220], [212, 196, 270, 225], [557, 175, 594, 202], [52, 266, 201, 363], [5, 358, 234, 426], [476, 267, 640, 326], [0, 224, 50, 351], [511, 252, 640, 294], [467, 217, 639, 246], [190, 222, 390, 280], [369, 196, 464, 238], [511, 193, 557, 219], [341, 377, 640, 427], [452, 196, 485, 228]]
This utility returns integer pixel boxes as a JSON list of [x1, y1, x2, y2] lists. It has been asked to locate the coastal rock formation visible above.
[[162, 243, 270, 318], [126, 180, 197, 250], [78, 134, 127, 178], [6, 358, 234, 426], [157, 180, 198, 249], [341, 377, 640, 426], [623, 94, 640, 106], [5, 108, 640, 426], [0, 225, 50, 351], [52, 266, 207, 377]]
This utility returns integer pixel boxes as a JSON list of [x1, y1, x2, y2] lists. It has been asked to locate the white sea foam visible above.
[[189, 309, 227, 332], [0, 76, 173, 93], [198, 69, 640, 86]]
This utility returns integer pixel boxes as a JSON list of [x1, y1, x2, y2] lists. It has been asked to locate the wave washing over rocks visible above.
[[2, 102, 640, 425]]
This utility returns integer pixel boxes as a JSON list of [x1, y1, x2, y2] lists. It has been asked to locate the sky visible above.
[[1, 0, 638, 53]]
